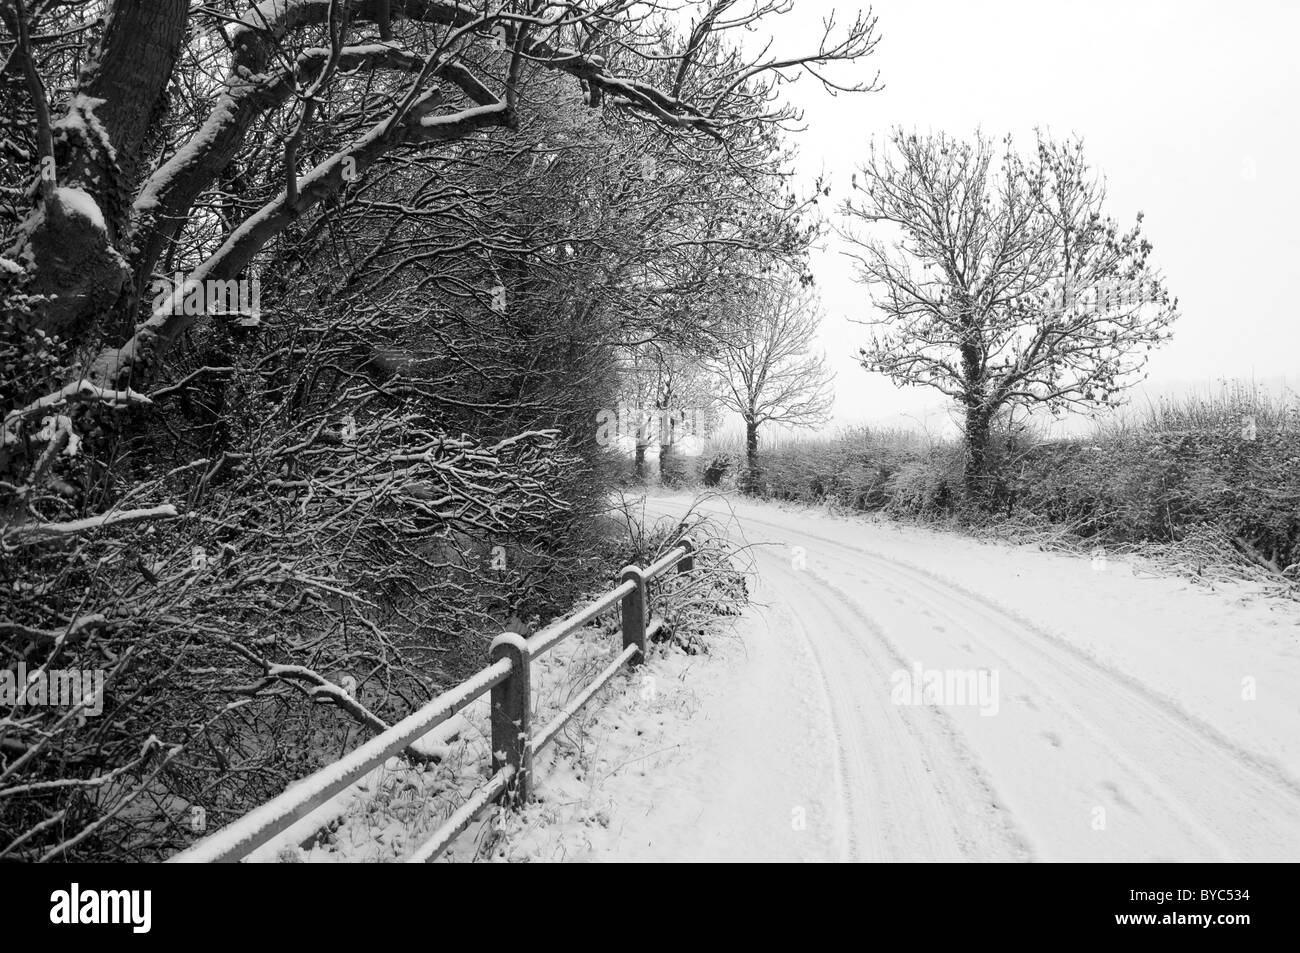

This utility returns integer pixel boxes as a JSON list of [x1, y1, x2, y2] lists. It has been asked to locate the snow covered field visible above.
[[266, 492, 1300, 862]]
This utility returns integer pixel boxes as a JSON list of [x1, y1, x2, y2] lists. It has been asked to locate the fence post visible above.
[[678, 536, 695, 574], [619, 564, 648, 666], [488, 632, 531, 805]]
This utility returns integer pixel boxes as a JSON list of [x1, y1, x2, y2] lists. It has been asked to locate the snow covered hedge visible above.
[[733, 399, 1300, 581]]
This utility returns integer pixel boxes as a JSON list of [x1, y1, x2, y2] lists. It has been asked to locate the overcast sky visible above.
[[766, 0, 1300, 435]]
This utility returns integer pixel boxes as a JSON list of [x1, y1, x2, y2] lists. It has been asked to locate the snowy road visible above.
[[617, 492, 1300, 862]]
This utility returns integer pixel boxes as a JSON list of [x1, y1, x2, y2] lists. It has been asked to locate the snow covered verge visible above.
[[252, 627, 745, 864], [250, 527, 747, 863], [765, 491, 1299, 602]]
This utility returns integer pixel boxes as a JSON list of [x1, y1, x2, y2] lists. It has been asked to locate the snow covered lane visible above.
[[636, 493, 1300, 862]]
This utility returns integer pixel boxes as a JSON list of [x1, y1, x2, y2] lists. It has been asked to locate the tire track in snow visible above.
[[651, 496, 1300, 861], [757, 541, 1034, 861], [649, 497, 1033, 861]]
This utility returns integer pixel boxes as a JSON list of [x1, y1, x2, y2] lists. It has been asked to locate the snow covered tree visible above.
[[842, 130, 1178, 491], [0, 1, 878, 417], [0, 0, 879, 860], [619, 342, 717, 483], [711, 275, 833, 480]]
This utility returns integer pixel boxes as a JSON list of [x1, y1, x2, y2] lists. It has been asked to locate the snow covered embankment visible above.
[[254, 610, 737, 862]]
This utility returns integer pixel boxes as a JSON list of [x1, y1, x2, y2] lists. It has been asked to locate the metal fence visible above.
[[170, 539, 695, 863]]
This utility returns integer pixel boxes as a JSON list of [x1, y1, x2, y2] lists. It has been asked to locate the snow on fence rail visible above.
[[170, 539, 695, 864]]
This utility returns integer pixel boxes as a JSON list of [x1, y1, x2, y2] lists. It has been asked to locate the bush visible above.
[[608, 496, 750, 654], [701, 452, 733, 488], [706, 384, 1300, 577]]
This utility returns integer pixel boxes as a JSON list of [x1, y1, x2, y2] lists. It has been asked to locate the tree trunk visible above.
[[658, 409, 679, 484], [77, 0, 191, 192], [741, 417, 761, 494], [963, 404, 993, 498], [7, 0, 190, 340]]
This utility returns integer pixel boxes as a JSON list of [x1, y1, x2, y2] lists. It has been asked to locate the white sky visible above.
[[764, 0, 1300, 436]]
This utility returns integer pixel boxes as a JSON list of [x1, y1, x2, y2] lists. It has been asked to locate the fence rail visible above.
[[171, 538, 695, 864]]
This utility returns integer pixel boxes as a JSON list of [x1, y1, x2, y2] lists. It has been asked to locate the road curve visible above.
[[641, 493, 1300, 862]]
